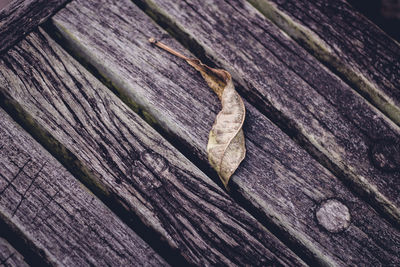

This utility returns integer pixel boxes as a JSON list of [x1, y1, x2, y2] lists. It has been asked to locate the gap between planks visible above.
[[0, 28, 305, 266], [248, 0, 400, 127], [47, 1, 400, 266], [131, 0, 400, 227], [0, 0, 72, 55], [0, 108, 169, 266], [0, 237, 29, 267]]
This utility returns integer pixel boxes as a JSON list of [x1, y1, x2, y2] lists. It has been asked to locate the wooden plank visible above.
[[0, 0, 70, 54], [249, 0, 400, 126], [130, 0, 400, 225], [50, 0, 400, 265], [0, 237, 29, 267], [0, 1, 14, 10], [0, 108, 168, 266], [0, 29, 304, 266]]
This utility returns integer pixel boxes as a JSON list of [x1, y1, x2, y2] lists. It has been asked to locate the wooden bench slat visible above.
[[132, 0, 400, 224], [0, 0, 69, 54], [249, 0, 400, 126], [0, 108, 168, 266], [51, 0, 400, 265], [0, 237, 29, 267], [0, 29, 304, 266]]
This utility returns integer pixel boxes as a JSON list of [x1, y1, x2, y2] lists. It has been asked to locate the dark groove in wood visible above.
[[0, 208, 54, 267], [42, 19, 224, 188], [248, 0, 400, 126], [132, 0, 400, 226], [0, 77, 188, 267], [0, 28, 304, 266], [46, 8, 324, 265], [0, 0, 71, 55], [0, 108, 168, 266], [50, 0, 400, 265]]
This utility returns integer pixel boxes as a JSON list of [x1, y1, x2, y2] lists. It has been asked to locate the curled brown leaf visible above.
[[149, 38, 246, 188]]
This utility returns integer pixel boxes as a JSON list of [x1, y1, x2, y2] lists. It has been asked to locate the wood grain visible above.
[[0, 108, 167, 266], [0, 29, 304, 266], [0, 237, 28, 267], [132, 0, 400, 225], [51, 0, 400, 265], [0, 0, 69, 54], [0, 0, 14, 10], [249, 0, 400, 126]]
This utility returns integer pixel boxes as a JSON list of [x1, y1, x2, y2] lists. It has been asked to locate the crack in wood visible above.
[[31, 190, 60, 228], [0, 252, 14, 266], [0, 27, 306, 265], [0, 107, 168, 265], [47, 0, 400, 265], [0, 0, 71, 54], [0, 159, 31, 196], [12, 162, 46, 216]]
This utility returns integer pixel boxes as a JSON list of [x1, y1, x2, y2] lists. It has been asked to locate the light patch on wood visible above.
[[316, 199, 351, 233], [370, 138, 400, 172]]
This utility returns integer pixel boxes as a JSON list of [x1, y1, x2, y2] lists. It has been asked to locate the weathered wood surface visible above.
[[0, 29, 304, 266], [132, 0, 400, 224], [0, 108, 168, 266], [249, 0, 400, 126], [51, 0, 400, 265], [0, 237, 28, 267], [0, 1, 14, 11], [0, 0, 69, 54]]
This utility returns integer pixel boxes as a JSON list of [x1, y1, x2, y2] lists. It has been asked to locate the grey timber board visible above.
[[50, 0, 400, 265], [249, 0, 400, 126], [132, 0, 400, 224], [0, 29, 304, 266], [0, 237, 29, 267], [0, 0, 69, 54], [0, 108, 168, 266]]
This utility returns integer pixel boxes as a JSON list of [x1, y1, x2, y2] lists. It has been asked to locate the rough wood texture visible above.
[[132, 0, 400, 225], [249, 0, 400, 127], [0, 237, 28, 267], [51, 0, 400, 265], [0, 0, 69, 54], [0, 108, 167, 266], [0, 1, 14, 10], [0, 29, 304, 266]]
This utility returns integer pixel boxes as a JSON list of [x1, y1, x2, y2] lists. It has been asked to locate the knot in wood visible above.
[[370, 138, 400, 172], [316, 199, 350, 233], [140, 150, 169, 174]]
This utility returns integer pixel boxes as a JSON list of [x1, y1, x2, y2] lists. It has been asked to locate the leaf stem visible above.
[[148, 37, 190, 61]]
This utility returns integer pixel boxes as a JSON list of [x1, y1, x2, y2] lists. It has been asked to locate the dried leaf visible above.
[[149, 38, 246, 188]]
